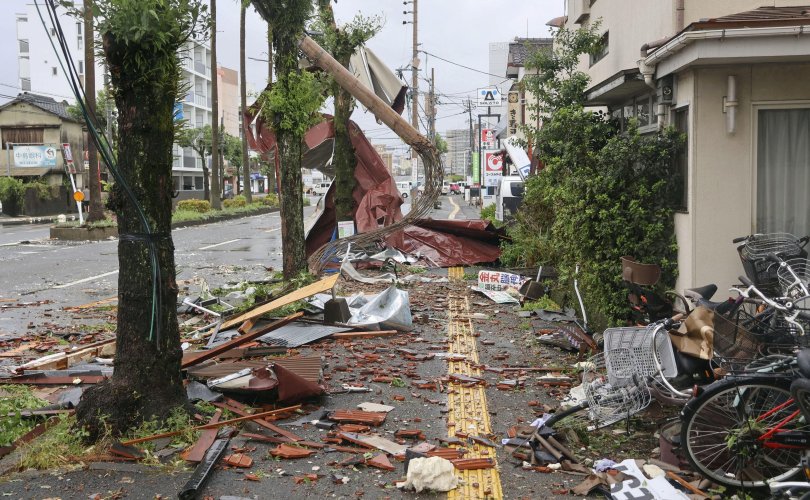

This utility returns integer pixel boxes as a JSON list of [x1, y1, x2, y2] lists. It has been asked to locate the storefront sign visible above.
[[13, 145, 57, 167]]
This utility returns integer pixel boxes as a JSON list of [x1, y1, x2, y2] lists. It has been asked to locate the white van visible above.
[[396, 181, 412, 199], [312, 181, 331, 196], [495, 176, 525, 222]]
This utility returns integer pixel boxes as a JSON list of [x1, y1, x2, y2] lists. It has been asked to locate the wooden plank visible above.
[[120, 404, 301, 446], [330, 330, 398, 339], [17, 338, 116, 372], [0, 375, 107, 385], [213, 400, 303, 442], [0, 342, 39, 358], [220, 274, 339, 330], [183, 410, 222, 463], [181, 313, 302, 369]]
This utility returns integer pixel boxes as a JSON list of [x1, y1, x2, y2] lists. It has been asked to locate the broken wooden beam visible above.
[[220, 274, 338, 330], [183, 410, 222, 463], [330, 330, 399, 340], [212, 399, 303, 442], [181, 312, 302, 369], [120, 404, 301, 446]]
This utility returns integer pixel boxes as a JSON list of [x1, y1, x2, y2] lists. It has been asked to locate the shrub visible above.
[[176, 199, 211, 213], [223, 195, 247, 208], [26, 182, 57, 201], [0, 177, 25, 216], [480, 203, 496, 223], [261, 193, 278, 207]]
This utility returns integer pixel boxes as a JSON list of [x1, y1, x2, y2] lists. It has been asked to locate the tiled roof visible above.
[[707, 6, 810, 23], [7, 92, 74, 121], [508, 38, 553, 66]]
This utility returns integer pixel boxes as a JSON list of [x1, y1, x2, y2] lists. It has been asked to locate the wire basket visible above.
[[777, 258, 810, 300], [603, 325, 679, 383], [738, 233, 807, 291], [582, 352, 651, 429]]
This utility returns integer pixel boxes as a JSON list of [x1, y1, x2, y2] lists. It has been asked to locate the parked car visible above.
[[441, 181, 450, 195], [312, 181, 331, 196], [396, 181, 412, 199], [449, 183, 462, 195]]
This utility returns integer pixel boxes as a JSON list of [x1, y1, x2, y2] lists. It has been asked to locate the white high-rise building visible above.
[[15, 5, 213, 196]]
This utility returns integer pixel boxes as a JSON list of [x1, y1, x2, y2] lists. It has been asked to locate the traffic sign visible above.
[[477, 87, 502, 106]]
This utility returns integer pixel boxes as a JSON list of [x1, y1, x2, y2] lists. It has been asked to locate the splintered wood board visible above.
[[220, 274, 339, 330]]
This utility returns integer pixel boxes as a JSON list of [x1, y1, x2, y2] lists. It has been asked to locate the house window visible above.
[[20, 78, 30, 91], [183, 176, 194, 190], [2, 127, 44, 148], [673, 107, 688, 212], [52, 67, 57, 76], [78, 60, 84, 74], [18, 40, 29, 53], [173, 176, 180, 191], [589, 32, 609, 66], [195, 176, 204, 190], [757, 108, 810, 235]]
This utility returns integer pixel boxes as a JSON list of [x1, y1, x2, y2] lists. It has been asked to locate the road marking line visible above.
[[446, 268, 503, 500], [199, 238, 241, 250], [448, 195, 460, 220], [53, 270, 119, 289], [264, 228, 280, 233]]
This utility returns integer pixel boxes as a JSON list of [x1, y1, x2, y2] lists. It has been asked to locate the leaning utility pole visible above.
[[466, 97, 473, 181], [239, 2, 252, 203]]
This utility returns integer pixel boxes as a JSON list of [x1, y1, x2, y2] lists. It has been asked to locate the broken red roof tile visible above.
[[223, 453, 253, 468], [451, 458, 495, 470], [269, 444, 316, 459], [367, 453, 396, 471], [329, 410, 387, 426]]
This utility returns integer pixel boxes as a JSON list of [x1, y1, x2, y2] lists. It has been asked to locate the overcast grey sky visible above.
[[1, 1, 564, 150]]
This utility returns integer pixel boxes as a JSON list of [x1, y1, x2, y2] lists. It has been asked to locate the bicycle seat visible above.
[[684, 284, 718, 302], [798, 349, 810, 379]]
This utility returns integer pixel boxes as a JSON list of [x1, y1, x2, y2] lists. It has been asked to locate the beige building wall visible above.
[[217, 65, 240, 138], [674, 62, 810, 293]]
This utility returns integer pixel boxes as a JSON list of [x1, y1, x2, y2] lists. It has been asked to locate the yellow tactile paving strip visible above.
[[446, 266, 504, 500]]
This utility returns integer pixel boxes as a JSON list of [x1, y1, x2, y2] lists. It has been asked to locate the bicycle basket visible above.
[[738, 233, 806, 289], [602, 325, 678, 385], [582, 352, 651, 429], [777, 258, 810, 299]]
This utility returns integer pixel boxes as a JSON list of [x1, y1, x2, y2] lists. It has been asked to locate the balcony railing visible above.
[[183, 155, 197, 169], [193, 93, 210, 108]]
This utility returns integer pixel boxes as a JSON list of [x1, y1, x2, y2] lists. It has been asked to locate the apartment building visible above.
[[558, 0, 810, 293], [444, 128, 471, 177], [15, 5, 217, 198]]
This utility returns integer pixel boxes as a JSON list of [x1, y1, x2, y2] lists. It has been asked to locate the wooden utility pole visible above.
[[84, 0, 103, 222], [427, 67, 435, 142], [210, 0, 221, 209], [409, 0, 418, 182], [239, 2, 252, 203]]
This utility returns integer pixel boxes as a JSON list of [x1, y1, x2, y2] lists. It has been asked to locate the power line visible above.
[[419, 49, 506, 80]]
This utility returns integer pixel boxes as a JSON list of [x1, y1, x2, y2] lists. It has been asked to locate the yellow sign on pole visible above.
[[73, 190, 85, 202]]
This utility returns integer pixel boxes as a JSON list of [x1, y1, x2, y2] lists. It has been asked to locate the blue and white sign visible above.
[[13, 145, 57, 167], [477, 87, 502, 106]]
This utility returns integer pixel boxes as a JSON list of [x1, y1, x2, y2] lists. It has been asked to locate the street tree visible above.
[[314, 1, 380, 221], [239, 0, 252, 203], [223, 132, 243, 184], [433, 132, 448, 155], [210, 0, 222, 209], [176, 124, 213, 201], [251, 0, 324, 278], [74, 0, 209, 439]]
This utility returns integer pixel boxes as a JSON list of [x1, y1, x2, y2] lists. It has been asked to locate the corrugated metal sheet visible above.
[[185, 356, 323, 384], [257, 321, 351, 348]]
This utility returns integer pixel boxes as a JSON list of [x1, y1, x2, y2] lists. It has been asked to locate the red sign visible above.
[[484, 151, 503, 172]]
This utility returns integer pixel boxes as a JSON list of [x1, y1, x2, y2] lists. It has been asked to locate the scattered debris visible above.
[[396, 456, 458, 493]]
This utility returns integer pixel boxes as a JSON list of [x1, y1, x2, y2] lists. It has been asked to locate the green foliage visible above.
[[433, 133, 448, 154], [223, 133, 243, 170], [223, 195, 247, 208], [0, 177, 25, 215], [480, 204, 496, 224], [0, 385, 49, 447], [126, 406, 197, 453], [172, 201, 270, 224], [511, 23, 683, 327], [260, 193, 278, 206], [176, 199, 211, 213], [176, 124, 213, 161], [66, 88, 113, 129], [259, 71, 324, 136], [17, 416, 89, 470], [521, 296, 560, 311], [450, 174, 464, 182], [26, 182, 57, 201], [90, 0, 209, 91]]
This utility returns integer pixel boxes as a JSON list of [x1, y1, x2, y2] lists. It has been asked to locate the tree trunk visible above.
[[202, 161, 210, 202], [333, 73, 356, 221], [278, 133, 305, 277], [84, 0, 104, 223], [240, 4, 252, 203], [76, 36, 185, 440], [210, 0, 221, 209]]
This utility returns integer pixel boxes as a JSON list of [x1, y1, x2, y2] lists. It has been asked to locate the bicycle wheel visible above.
[[681, 376, 807, 489]]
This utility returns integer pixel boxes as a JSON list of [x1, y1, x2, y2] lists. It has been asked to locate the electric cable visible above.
[[35, 0, 163, 346]]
